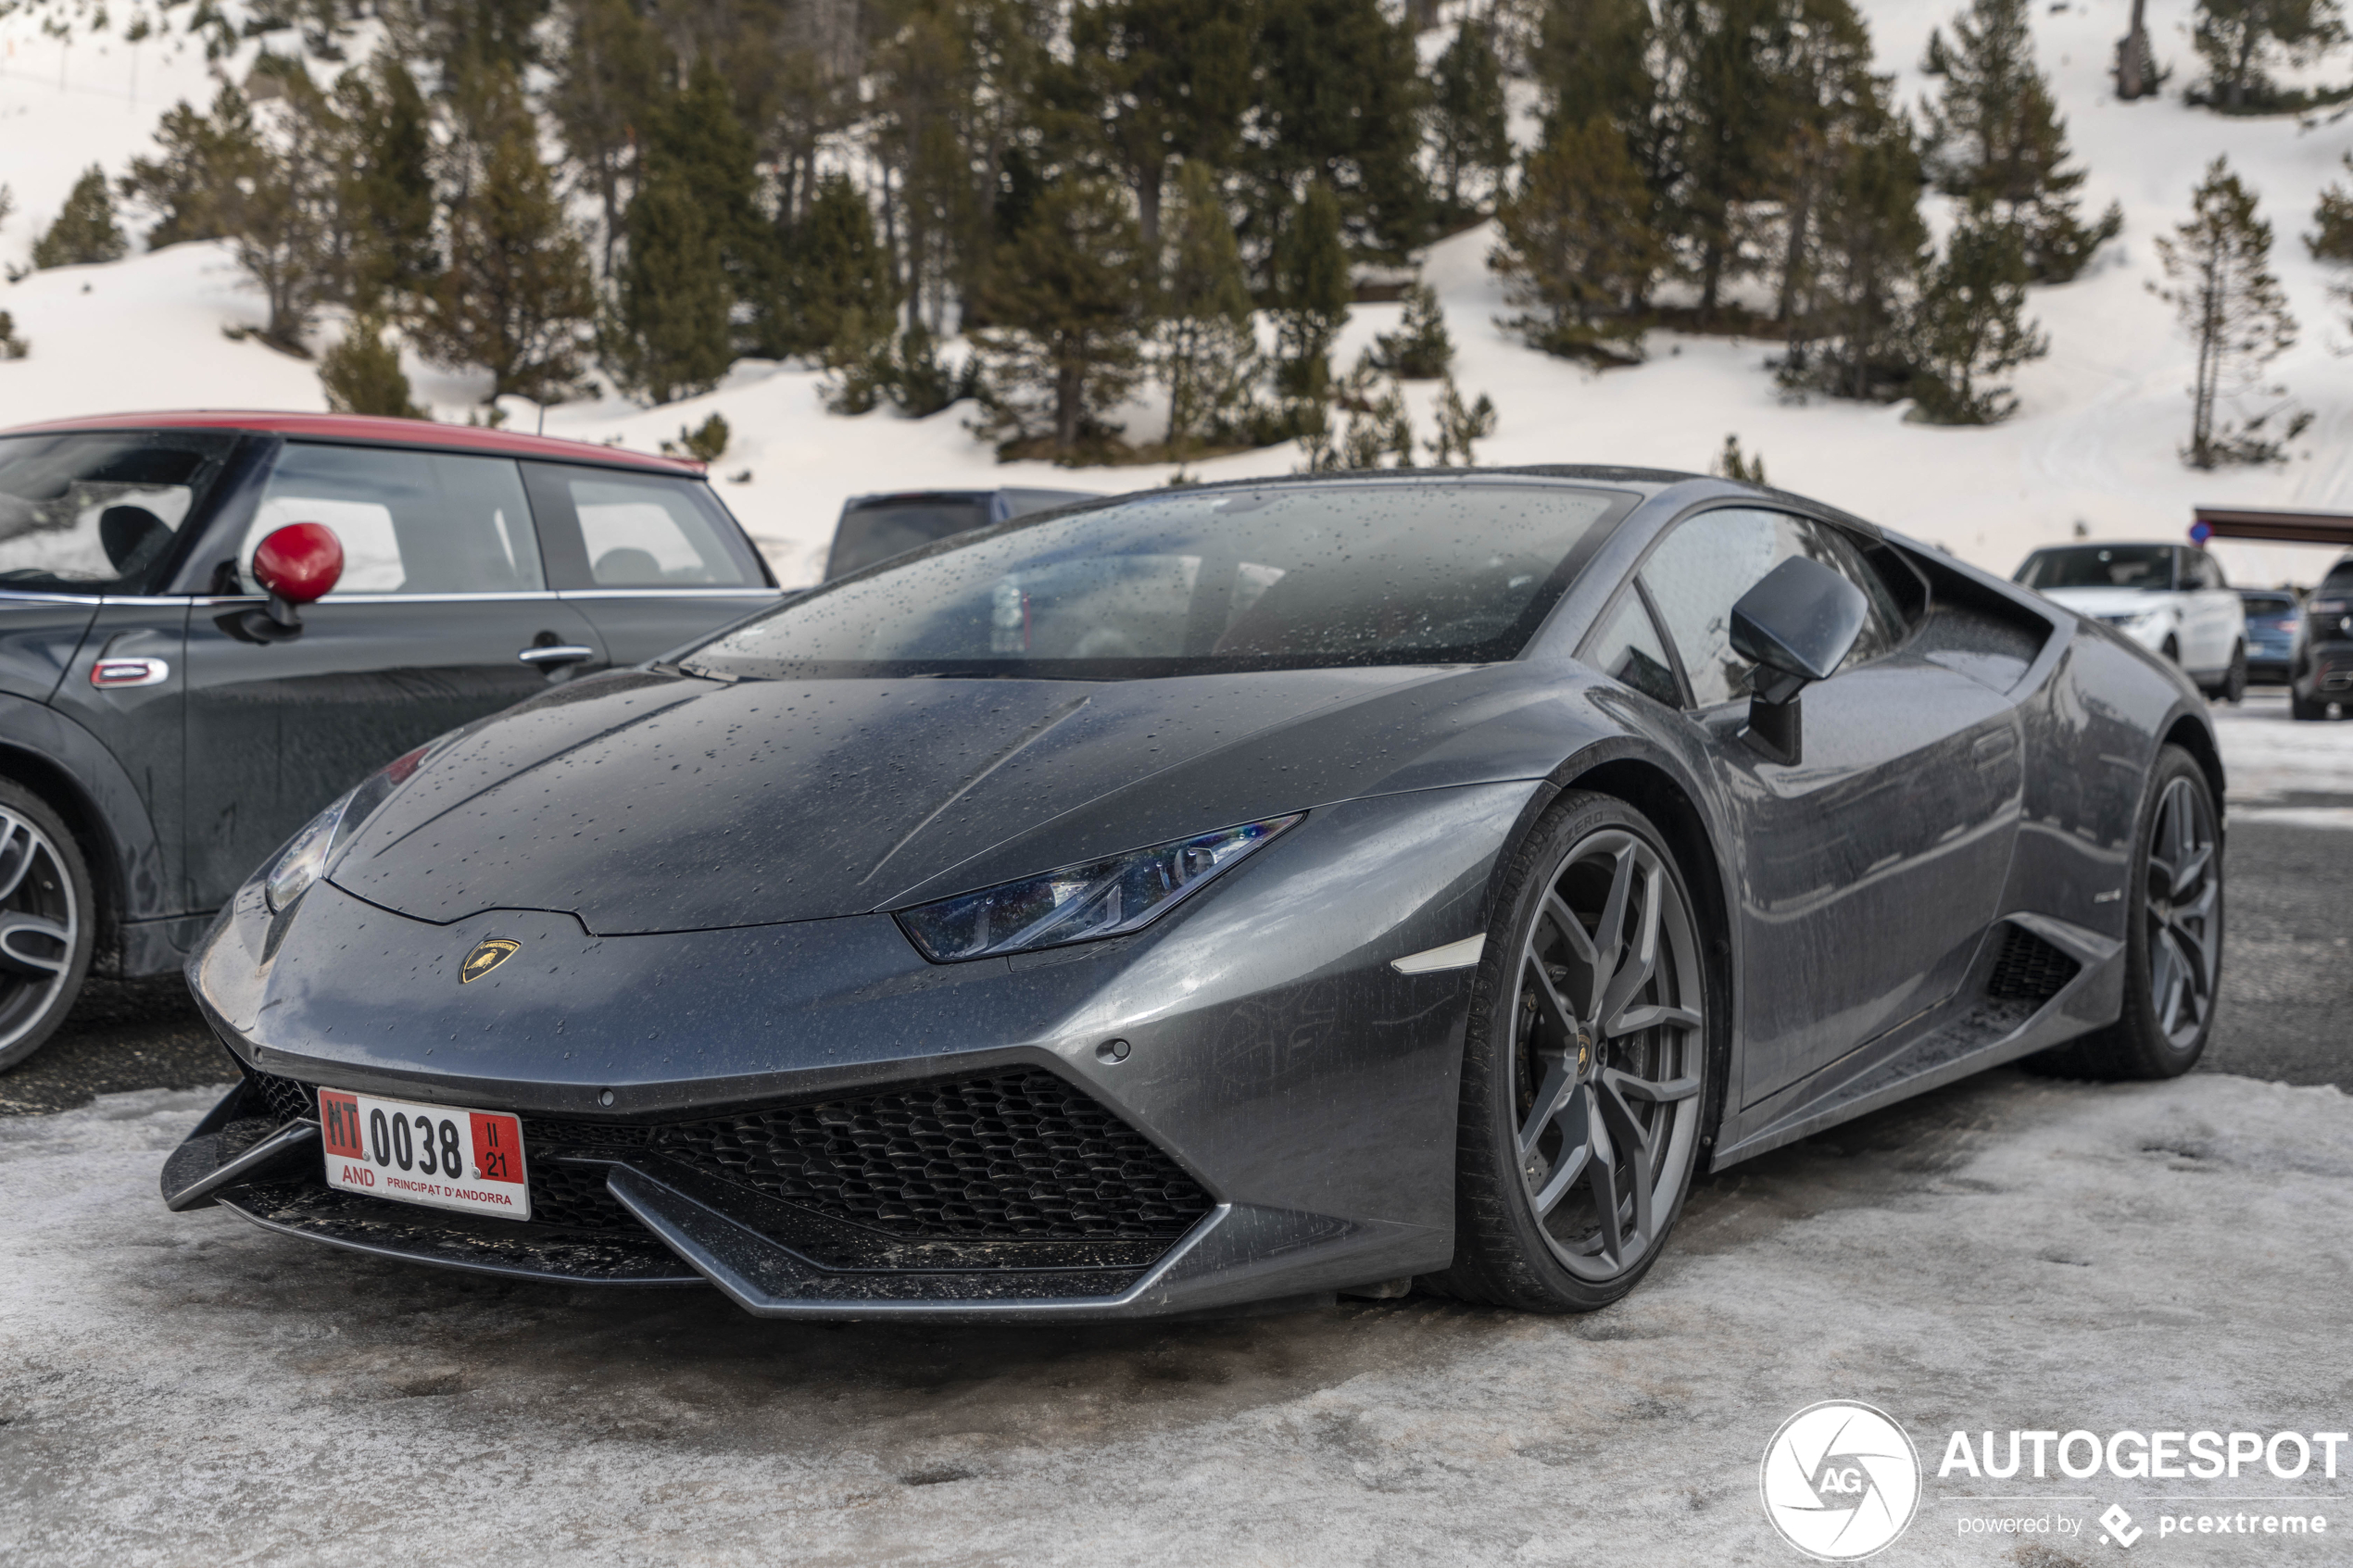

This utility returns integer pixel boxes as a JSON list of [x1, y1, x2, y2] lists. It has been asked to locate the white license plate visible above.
[[319, 1087, 531, 1222]]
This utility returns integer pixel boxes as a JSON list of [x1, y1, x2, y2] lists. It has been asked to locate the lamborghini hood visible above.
[[323, 664, 1580, 935]]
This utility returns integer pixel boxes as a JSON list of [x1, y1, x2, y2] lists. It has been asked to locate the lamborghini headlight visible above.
[[262, 742, 432, 914], [897, 814, 1303, 962]]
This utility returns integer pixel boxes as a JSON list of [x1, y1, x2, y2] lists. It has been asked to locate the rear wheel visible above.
[[2291, 688, 2324, 721], [1434, 793, 1713, 1312], [2221, 643, 2247, 704], [0, 781, 94, 1072], [2030, 746, 2219, 1080]]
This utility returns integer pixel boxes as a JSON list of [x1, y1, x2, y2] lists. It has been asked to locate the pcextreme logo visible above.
[[1761, 1401, 1924, 1561]]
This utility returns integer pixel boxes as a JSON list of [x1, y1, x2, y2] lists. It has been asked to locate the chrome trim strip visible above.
[[196, 591, 567, 607], [1390, 935, 1486, 974], [1, 590, 111, 605], [555, 588, 785, 600]]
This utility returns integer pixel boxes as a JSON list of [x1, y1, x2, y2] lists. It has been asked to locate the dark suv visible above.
[[2291, 557, 2353, 720], [0, 412, 782, 1066]]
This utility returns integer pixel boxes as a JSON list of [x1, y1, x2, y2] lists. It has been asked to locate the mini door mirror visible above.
[[241, 522, 344, 643], [1728, 556, 1869, 765]]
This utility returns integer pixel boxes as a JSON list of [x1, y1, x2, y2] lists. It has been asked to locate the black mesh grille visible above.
[[653, 1070, 1213, 1240], [1986, 924, 2081, 1004], [243, 1067, 1210, 1243]]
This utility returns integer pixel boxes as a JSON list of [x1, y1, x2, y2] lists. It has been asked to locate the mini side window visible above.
[[244, 445, 543, 595]]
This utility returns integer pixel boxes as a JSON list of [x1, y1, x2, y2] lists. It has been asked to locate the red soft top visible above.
[[0, 409, 705, 476]]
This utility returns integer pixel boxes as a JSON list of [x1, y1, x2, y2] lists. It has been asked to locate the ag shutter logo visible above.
[[1761, 1401, 1923, 1561]]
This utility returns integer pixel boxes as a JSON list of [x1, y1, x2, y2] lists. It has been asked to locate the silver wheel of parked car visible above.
[[2145, 771, 2220, 1052], [2028, 746, 2220, 1082], [1510, 827, 1706, 1281], [0, 784, 94, 1073], [1439, 793, 1714, 1311]]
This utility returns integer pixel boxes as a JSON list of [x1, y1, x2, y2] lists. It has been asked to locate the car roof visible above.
[[0, 409, 706, 477]]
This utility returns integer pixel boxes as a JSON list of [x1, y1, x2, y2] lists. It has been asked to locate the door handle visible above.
[[518, 644, 596, 668]]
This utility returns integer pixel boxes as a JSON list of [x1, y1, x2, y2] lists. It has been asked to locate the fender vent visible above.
[[1985, 924, 2080, 1005]]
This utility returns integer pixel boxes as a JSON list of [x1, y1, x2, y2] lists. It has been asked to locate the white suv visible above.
[[2014, 541, 2247, 701]]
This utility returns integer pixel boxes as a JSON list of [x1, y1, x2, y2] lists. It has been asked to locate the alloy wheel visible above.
[[2145, 774, 2219, 1050], [0, 809, 77, 1057], [1509, 829, 1705, 1282]]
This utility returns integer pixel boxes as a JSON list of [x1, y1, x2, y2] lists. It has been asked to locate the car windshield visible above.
[[689, 481, 1626, 681], [2320, 564, 2353, 596], [2017, 545, 2175, 591], [2242, 594, 2295, 616], [0, 431, 238, 594], [826, 496, 992, 579]]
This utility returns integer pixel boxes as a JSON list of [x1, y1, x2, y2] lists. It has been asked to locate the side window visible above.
[[2196, 551, 2227, 590], [561, 471, 761, 587], [1581, 588, 1682, 708], [1640, 508, 1901, 708], [243, 445, 542, 595]]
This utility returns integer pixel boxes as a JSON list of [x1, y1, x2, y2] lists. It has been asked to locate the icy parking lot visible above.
[[5, 1069, 2350, 1566]]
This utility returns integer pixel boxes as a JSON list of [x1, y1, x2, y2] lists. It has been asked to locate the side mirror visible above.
[[240, 522, 344, 643], [1728, 556, 1868, 766]]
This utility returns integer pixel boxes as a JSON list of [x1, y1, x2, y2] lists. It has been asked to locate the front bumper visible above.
[[168, 784, 1534, 1320]]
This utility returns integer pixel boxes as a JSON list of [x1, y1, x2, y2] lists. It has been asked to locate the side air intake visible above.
[[1985, 923, 2081, 1005]]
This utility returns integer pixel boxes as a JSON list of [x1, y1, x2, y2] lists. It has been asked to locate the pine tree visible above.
[[1920, 0, 2121, 282], [212, 64, 345, 352], [1762, 0, 1881, 330], [319, 316, 426, 418], [1252, 0, 1428, 260], [2193, 0, 2346, 110], [759, 173, 900, 363], [1271, 180, 1352, 405], [547, 0, 668, 277], [1908, 206, 2048, 424], [1783, 102, 1930, 401], [32, 167, 128, 270], [2155, 157, 2302, 467], [1711, 433, 1768, 482], [1491, 117, 1667, 362], [426, 68, 598, 404], [1071, 0, 1256, 256], [655, 58, 770, 303], [120, 86, 256, 249], [1533, 0, 1656, 145], [1655, 0, 1785, 319], [0, 312, 29, 359], [1158, 159, 1260, 455], [1374, 281, 1453, 379], [1428, 18, 1512, 230], [973, 178, 1148, 456], [1426, 375, 1496, 466], [333, 52, 437, 315], [2309, 153, 2353, 327], [609, 179, 735, 404]]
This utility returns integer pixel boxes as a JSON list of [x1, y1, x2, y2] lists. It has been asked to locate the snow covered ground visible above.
[[2215, 689, 2353, 824], [3, 1070, 2348, 1565], [8, 3, 2353, 587]]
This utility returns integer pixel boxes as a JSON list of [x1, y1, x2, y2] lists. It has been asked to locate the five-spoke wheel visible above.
[[1440, 793, 1713, 1311]]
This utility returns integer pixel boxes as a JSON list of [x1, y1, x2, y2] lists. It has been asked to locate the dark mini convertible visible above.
[[165, 471, 2223, 1320]]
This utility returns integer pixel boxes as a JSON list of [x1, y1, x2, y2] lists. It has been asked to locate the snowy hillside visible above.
[[4, 0, 2353, 588]]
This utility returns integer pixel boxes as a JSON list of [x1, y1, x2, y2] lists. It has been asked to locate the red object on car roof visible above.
[[0, 409, 704, 476]]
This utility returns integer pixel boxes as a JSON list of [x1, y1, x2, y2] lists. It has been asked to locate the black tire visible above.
[[2161, 636, 2181, 666], [2291, 688, 2324, 721], [0, 780, 94, 1073], [2029, 746, 2220, 1081], [1431, 792, 1714, 1312], [2222, 643, 2247, 704]]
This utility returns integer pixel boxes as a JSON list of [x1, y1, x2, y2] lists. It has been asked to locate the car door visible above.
[[2188, 548, 2241, 671], [179, 441, 610, 911], [1631, 507, 2024, 1110], [522, 461, 782, 665]]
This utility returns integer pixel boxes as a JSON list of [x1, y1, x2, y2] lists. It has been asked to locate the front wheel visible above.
[[1432, 793, 1714, 1312], [2291, 688, 2325, 721], [0, 780, 95, 1072], [2031, 746, 2220, 1080]]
